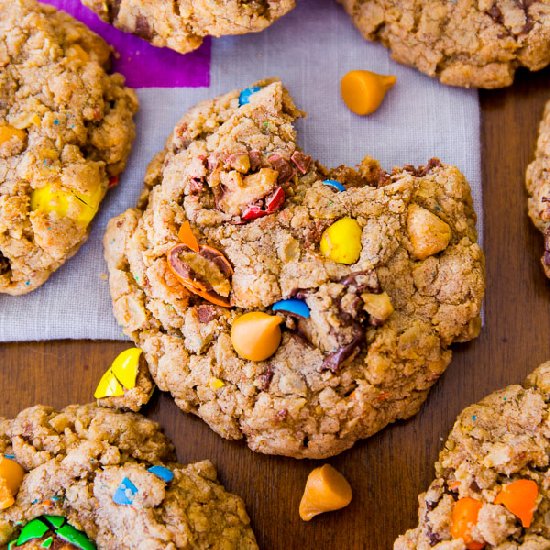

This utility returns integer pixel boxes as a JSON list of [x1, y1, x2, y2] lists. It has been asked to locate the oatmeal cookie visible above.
[[526, 100, 550, 279], [103, 80, 485, 459], [395, 362, 550, 549], [0, 0, 138, 295], [338, 0, 550, 88], [0, 404, 258, 549], [81, 0, 296, 55]]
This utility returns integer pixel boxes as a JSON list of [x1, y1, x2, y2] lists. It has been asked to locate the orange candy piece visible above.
[[299, 464, 352, 521], [450, 497, 485, 550], [178, 221, 199, 253], [0, 125, 25, 146], [169, 222, 234, 307], [0, 456, 24, 510], [167, 243, 233, 308], [0, 482, 14, 510], [495, 479, 539, 528]]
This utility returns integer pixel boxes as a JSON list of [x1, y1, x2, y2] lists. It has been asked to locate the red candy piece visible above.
[[266, 186, 286, 211], [242, 205, 267, 221], [242, 187, 286, 221]]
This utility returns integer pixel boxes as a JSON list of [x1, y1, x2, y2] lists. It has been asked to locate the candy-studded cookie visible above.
[[0, 404, 258, 549], [81, 0, 295, 55], [0, 0, 138, 295], [395, 362, 550, 549], [338, 0, 550, 88], [103, 80, 485, 459], [526, 99, 550, 279]]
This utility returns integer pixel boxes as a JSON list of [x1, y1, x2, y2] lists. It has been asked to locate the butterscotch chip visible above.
[[103, 80, 485, 459], [407, 204, 452, 260], [395, 362, 550, 549], [80, 0, 296, 54], [526, 100, 550, 279], [0, 0, 138, 295], [338, 0, 550, 88]]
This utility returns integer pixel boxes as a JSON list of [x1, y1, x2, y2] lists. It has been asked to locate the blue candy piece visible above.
[[4, 453, 15, 460], [112, 477, 138, 506], [147, 466, 174, 483], [272, 298, 310, 319], [239, 86, 261, 106], [322, 179, 346, 192]]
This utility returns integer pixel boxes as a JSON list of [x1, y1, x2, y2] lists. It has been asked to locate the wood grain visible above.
[[1, 67, 549, 549]]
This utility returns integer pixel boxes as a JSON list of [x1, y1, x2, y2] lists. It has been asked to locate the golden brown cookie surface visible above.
[[339, 0, 550, 88], [0, 404, 257, 549], [526, 100, 550, 279], [104, 80, 485, 459], [395, 363, 550, 549], [81, 0, 296, 54], [0, 0, 138, 295]]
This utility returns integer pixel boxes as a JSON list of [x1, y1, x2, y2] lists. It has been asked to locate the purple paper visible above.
[[41, 0, 210, 88]]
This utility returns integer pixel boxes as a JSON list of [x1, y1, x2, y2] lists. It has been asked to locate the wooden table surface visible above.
[[2, 68, 550, 550]]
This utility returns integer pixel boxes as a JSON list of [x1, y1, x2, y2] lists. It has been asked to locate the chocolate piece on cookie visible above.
[[0, 0, 138, 295], [81, 0, 296, 55], [0, 404, 258, 549], [526, 100, 550, 279], [103, 79, 485, 459], [338, 0, 550, 88], [395, 362, 550, 549]]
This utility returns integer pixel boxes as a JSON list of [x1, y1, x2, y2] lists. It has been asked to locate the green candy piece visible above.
[[57, 523, 96, 550], [9, 516, 96, 550], [44, 515, 65, 529], [14, 517, 49, 545]]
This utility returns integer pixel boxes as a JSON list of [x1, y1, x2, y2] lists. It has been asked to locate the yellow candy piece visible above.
[[31, 183, 104, 225], [299, 464, 353, 521], [94, 371, 124, 398], [231, 312, 283, 362], [0, 125, 25, 146], [320, 218, 363, 264], [31, 185, 70, 217], [341, 70, 396, 116], [0, 456, 24, 510], [110, 348, 142, 388], [94, 348, 142, 399], [209, 377, 226, 391]]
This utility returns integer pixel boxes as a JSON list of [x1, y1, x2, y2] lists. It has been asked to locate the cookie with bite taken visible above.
[[103, 79, 485, 459]]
